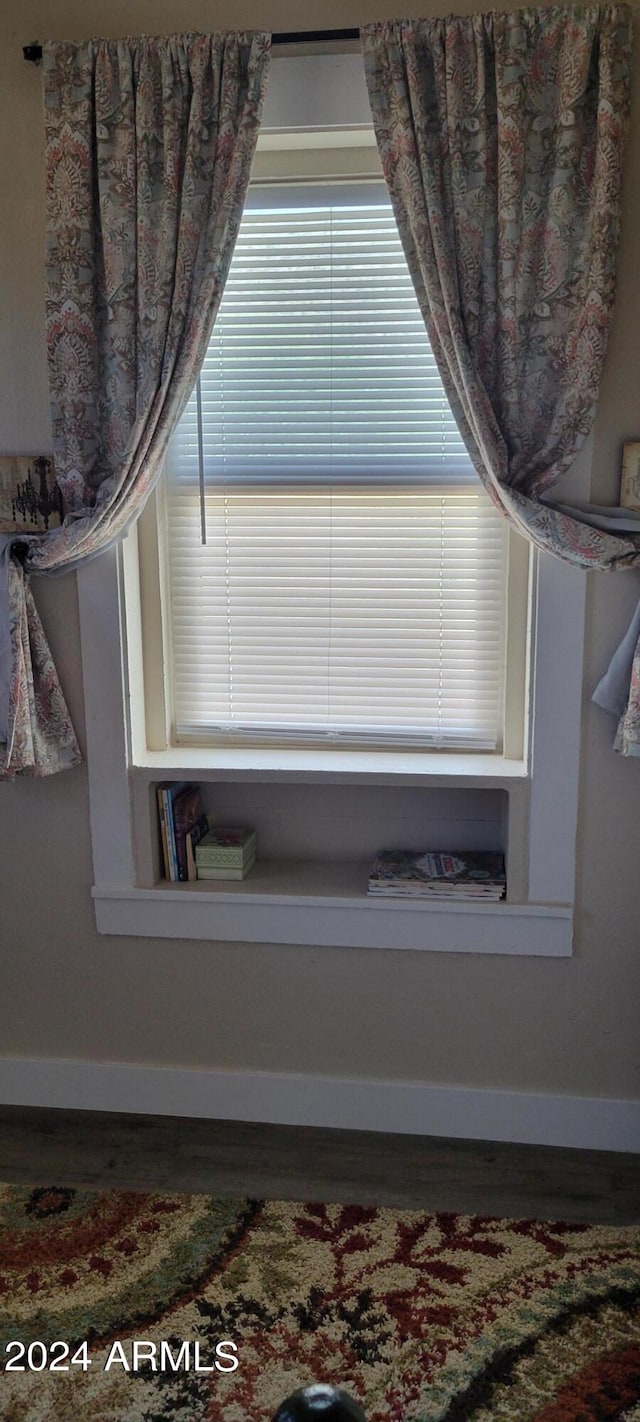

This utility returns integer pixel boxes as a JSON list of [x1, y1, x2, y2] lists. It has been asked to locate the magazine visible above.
[[368, 849, 506, 900]]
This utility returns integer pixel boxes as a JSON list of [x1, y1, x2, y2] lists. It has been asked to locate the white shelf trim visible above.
[[92, 881, 572, 954], [94, 883, 571, 912]]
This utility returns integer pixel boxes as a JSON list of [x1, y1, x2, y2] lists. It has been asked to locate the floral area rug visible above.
[[0, 1182, 639, 1421]]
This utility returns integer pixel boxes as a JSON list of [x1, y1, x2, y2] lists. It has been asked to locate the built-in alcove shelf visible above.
[[135, 769, 517, 894], [96, 761, 573, 955]]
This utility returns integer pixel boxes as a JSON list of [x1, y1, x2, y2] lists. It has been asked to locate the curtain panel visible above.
[[362, 4, 640, 753], [0, 31, 270, 777]]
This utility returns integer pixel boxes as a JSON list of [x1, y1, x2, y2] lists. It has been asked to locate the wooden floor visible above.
[[0, 1106, 639, 1223]]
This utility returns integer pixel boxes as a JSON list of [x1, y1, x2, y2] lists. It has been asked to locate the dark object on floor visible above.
[[273, 1384, 367, 1422]]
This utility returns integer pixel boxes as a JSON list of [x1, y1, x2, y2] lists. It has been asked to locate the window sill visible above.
[[131, 747, 528, 785], [93, 861, 572, 955]]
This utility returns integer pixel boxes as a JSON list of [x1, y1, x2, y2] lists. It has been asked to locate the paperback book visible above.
[[173, 786, 207, 882], [157, 783, 207, 882], [185, 814, 213, 882], [367, 849, 506, 901], [157, 782, 189, 882]]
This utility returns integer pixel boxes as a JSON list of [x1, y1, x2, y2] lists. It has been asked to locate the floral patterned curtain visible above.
[[362, 5, 640, 754], [0, 31, 270, 777]]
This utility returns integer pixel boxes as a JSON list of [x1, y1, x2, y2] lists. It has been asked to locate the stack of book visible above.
[[157, 783, 211, 883], [367, 849, 506, 901], [195, 827, 257, 881]]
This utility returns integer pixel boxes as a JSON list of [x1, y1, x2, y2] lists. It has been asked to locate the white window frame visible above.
[[76, 51, 588, 956]]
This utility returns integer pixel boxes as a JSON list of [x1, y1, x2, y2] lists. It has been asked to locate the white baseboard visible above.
[[0, 1056, 638, 1154]]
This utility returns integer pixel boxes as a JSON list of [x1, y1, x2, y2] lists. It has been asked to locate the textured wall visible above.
[[1, 0, 639, 1101]]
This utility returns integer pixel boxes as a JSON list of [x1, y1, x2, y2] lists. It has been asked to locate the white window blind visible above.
[[164, 191, 507, 750], [172, 194, 473, 485]]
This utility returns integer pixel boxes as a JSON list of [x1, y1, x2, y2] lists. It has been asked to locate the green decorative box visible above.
[[195, 827, 257, 868], [196, 854, 257, 882]]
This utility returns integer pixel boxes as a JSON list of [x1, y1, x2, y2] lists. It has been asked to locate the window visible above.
[[160, 183, 511, 753], [81, 61, 584, 954]]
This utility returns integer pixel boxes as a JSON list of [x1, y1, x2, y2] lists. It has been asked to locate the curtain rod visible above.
[[22, 30, 361, 63]]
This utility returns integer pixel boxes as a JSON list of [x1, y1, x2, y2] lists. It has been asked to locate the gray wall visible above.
[[1, 0, 639, 1101]]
